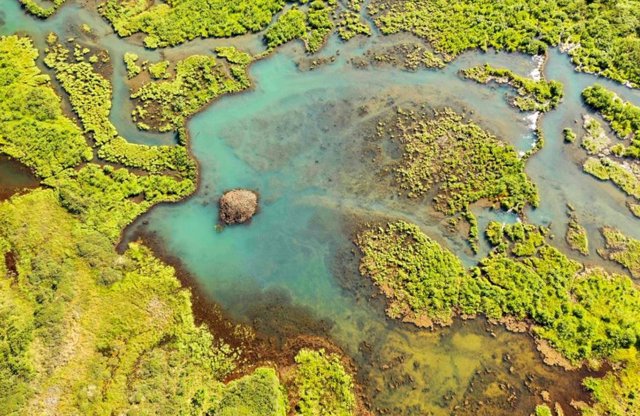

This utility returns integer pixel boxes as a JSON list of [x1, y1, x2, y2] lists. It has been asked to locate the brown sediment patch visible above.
[[536, 339, 577, 371], [296, 54, 337, 72], [4, 250, 17, 278], [128, 228, 372, 415]]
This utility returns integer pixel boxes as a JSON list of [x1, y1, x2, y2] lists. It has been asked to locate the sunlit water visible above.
[[3, 1, 640, 414]]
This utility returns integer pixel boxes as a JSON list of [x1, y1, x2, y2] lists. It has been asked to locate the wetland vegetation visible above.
[[4, 0, 640, 415], [381, 108, 538, 252], [462, 64, 564, 112]]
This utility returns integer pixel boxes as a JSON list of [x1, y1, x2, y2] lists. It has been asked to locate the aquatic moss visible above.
[[535, 405, 553, 416], [564, 127, 577, 143], [123, 52, 141, 79], [0, 36, 91, 178], [43, 164, 194, 240], [389, 108, 538, 250], [265, 8, 307, 49], [18, 0, 66, 18], [44, 39, 197, 179], [356, 221, 467, 326], [302, 0, 336, 53], [97, 137, 196, 179], [44, 42, 117, 145], [209, 368, 287, 416], [357, 220, 640, 363], [582, 353, 640, 416], [98, 0, 287, 48], [358, 42, 445, 71], [581, 116, 611, 155], [0, 189, 298, 414], [628, 202, 640, 219], [462, 64, 564, 112], [393, 109, 538, 213], [598, 227, 640, 279], [582, 85, 640, 158], [337, 11, 371, 41], [566, 210, 589, 256], [264, 1, 337, 53], [583, 157, 640, 199], [368, 0, 640, 86], [132, 51, 252, 135], [148, 60, 170, 79], [292, 349, 355, 416]]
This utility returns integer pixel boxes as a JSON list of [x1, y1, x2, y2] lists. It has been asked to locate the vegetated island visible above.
[[580, 85, 640, 209], [356, 220, 640, 415], [461, 64, 564, 112], [378, 107, 538, 253]]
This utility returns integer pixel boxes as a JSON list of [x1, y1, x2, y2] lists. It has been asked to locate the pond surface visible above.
[[3, 2, 640, 414], [0, 156, 39, 201]]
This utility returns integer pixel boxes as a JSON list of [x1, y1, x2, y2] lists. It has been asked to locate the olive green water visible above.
[[3, 1, 640, 414], [0, 156, 38, 200]]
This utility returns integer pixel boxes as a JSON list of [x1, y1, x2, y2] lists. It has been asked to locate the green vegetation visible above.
[[131, 49, 252, 137], [0, 36, 91, 178], [564, 128, 577, 143], [368, 0, 640, 86], [302, 0, 336, 53], [599, 227, 640, 279], [337, 11, 371, 41], [0, 190, 235, 414], [566, 209, 589, 255], [123, 52, 141, 79], [97, 137, 196, 177], [357, 220, 640, 364], [535, 405, 553, 416], [582, 85, 640, 158], [43, 38, 197, 178], [43, 164, 194, 240], [628, 202, 640, 218], [98, 0, 287, 48], [263, 1, 337, 53], [265, 8, 307, 49], [583, 354, 640, 416], [581, 116, 611, 155], [462, 64, 563, 112], [0, 189, 348, 415], [292, 349, 355, 416], [583, 157, 640, 199], [388, 108, 538, 251], [19, 0, 66, 18], [356, 221, 467, 327], [209, 368, 287, 415], [148, 60, 170, 79], [44, 40, 118, 146], [358, 42, 445, 71]]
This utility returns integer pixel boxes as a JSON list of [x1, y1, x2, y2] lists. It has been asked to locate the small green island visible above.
[[3, 0, 640, 415]]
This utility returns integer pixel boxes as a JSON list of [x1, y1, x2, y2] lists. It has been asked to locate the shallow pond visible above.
[[0, 156, 39, 201]]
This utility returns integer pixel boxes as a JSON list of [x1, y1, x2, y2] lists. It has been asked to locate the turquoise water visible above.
[[128, 38, 632, 413], [4, 2, 640, 413]]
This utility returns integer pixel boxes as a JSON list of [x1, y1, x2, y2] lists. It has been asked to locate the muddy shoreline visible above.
[[128, 227, 373, 414]]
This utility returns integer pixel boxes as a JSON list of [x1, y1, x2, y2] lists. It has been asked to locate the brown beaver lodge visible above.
[[218, 189, 259, 224]]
